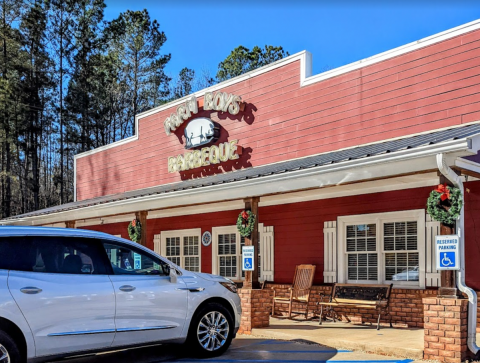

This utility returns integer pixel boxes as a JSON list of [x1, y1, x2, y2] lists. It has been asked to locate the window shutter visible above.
[[154, 234, 161, 255], [323, 220, 337, 283], [260, 224, 274, 282], [425, 214, 441, 287]]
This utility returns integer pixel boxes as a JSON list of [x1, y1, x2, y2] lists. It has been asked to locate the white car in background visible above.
[[0, 227, 241, 363]]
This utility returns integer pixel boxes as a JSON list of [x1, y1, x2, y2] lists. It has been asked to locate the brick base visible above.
[[238, 288, 272, 334], [423, 297, 468, 363]]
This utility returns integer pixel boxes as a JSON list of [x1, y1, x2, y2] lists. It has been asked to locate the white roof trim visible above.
[[73, 18, 480, 162], [5, 136, 478, 226], [455, 157, 480, 174]]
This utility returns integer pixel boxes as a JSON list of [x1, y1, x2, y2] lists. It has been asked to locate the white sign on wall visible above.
[[242, 246, 254, 271], [435, 235, 460, 270]]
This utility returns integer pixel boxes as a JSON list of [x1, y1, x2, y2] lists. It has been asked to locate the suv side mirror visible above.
[[169, 265, 177, 284]]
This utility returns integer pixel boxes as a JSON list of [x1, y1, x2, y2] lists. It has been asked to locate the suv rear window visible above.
[[0, 236, 110, 274]]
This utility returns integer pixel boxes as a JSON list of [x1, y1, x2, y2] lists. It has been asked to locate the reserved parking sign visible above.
[[242, 246, 255, 271], [435, 235, 460, 270]]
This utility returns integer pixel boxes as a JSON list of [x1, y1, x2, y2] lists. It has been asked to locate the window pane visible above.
[[346, 224, 375, 252], [347, 252, 377, 281], [0, 236, 109, 275], [218, 233, 236, 255], [384, 220, 418, 282], [104, 243, 166, 275]]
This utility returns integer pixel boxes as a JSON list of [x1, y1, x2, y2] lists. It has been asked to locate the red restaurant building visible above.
[[3, 18, 480, 360]]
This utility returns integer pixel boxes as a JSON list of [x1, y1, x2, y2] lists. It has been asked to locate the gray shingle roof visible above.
[[6, 124, 480, 220]]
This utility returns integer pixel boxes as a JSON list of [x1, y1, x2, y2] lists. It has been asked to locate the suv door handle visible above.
[[20, 287, 42, 295], [119, 285, 136, 292]]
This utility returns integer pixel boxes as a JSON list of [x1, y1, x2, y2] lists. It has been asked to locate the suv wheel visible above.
[[187, 302, 234, 357], [0, 331, 20, 363]]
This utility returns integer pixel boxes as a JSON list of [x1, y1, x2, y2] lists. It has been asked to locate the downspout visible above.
[[436, 153, 479, 355]]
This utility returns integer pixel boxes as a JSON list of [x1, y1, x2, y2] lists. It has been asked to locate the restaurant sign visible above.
[[168, 139, 241, 173], [184, 117, 219, 149], [163, 91, 242, 136]]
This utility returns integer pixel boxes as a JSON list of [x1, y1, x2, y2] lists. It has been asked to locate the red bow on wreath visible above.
[[241, 211, 248, 221], [132, 219, 136, 227], [435, 184, 451, 201]]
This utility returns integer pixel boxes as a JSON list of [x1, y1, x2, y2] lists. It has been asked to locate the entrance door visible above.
[[6, 236, 115, 357], [102, 242, 188, 347]]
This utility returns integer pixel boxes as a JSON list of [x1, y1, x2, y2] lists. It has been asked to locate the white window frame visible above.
[[160, 228, 202, 272], [212, 225, 263, 282], [337, 209, 425, 288], [212, 226, 242, 281]]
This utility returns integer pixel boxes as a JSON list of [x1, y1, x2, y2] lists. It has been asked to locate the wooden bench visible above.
[[316, 283, 393, 330]]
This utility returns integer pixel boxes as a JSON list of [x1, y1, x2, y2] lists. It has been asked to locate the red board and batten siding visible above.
[[81, 180, 480, 291], [76, 28, 480, 201]]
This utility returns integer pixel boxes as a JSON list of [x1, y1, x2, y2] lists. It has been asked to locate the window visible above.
[[384, 221, 419, 282], [338, 210, 425, 288], [160, 229, 201, 272], [346, 224, 377, 281], [212, 226, 261, 281], [103, 242, 167, 275], [0, 236, 109, 275]]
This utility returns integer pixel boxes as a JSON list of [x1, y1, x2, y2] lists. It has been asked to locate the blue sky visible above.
[[104, 1, 480, 80]]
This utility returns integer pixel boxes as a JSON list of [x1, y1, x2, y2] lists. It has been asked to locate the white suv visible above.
[[0, 227, 241, 363]]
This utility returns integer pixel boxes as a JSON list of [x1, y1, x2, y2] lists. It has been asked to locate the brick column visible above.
[[423, 297, 468, 362], [238, 288, 272, 334]]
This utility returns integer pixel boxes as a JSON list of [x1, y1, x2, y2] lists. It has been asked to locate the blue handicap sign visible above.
[[440, 252, 456, 268], [244, 258, 253, 270]]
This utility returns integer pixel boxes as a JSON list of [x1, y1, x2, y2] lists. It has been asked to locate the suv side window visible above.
[[103, 242, 167, 276], [0, 236, 110, 275]]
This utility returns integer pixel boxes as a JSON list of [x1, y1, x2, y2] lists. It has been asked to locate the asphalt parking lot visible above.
[[56, 336, 415, 363]]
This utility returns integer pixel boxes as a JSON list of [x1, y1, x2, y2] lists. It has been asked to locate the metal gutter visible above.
[[436, 153, 479, 356]]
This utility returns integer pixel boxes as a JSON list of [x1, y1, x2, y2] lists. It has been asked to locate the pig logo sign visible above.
[[184, 117, 219, 149]]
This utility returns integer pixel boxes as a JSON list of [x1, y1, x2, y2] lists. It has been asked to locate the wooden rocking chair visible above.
[[272, 264, 316, 319]]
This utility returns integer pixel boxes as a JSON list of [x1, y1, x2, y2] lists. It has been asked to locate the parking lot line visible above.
[[177, 360, 414, 363], [232, 350, 353, 353]]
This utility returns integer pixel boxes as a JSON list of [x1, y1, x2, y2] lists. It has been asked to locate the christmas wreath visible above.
[[128, 219, 142, 242], [236, 210, 256, 238], [427, 184, 463, 225]]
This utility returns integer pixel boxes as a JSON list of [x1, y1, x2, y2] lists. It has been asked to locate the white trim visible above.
[[337, 209, 425, 288], [72, 18, 480, 163], [323, 221, 337, 283], [147, 201, 244, 219], [212, 226, 240, 280], [160, 228, 202, 272], [260, 224, 274, 282], [425, 213, 441, 287], [6, 137, 477, 226], [75, 214, 136, 227], [74, 157, 77, 202], [304, 19, 480, 86], [455, 157, 480, 175]]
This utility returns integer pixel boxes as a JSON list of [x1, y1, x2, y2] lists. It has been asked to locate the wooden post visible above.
[[65, 221, 76, 228], [135, 211, 148, 247], [243, 197, 260, 290], [438, 175, 458, 298]]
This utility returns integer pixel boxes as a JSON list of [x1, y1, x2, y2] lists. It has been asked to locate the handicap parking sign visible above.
[[133, 253, 142, 270], [435, 235, 460, 270], [242, 246, 255, 271], [439, 252, 456, 268]]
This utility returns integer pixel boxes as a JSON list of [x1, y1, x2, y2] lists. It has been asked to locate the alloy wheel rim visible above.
[[0, 344, 9, 363], [197, 311, 229, 352]]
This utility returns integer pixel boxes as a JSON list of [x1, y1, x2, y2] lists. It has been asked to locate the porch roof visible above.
[[4, 123, 480, 224]]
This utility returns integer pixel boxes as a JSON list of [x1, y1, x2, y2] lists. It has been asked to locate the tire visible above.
[[186, 302, 234, 358], [0, 330, 21, 363]]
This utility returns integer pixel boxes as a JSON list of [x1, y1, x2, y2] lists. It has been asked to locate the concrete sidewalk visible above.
[[250, 317, 424, 360]]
